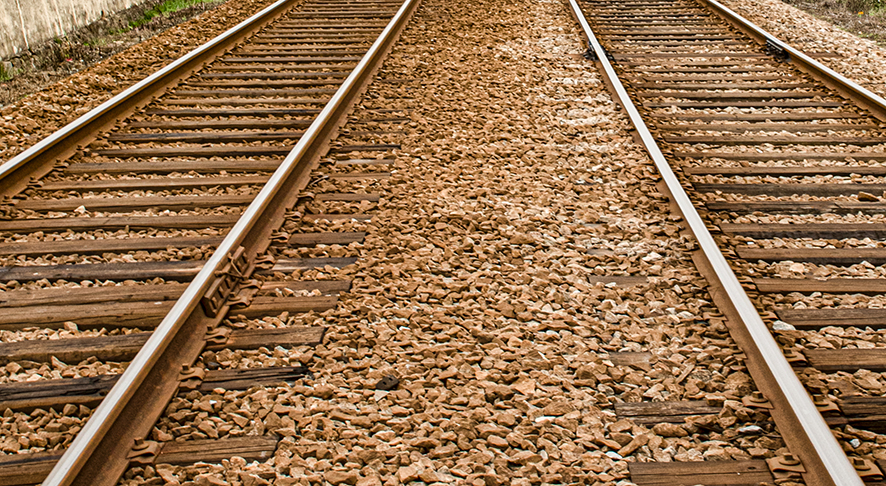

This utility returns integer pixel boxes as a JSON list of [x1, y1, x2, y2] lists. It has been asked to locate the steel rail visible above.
[[40, 0, 420, 483], [565, 0, 863, 485], [697, 0, 886, 122], [0, 0, 297, 199]]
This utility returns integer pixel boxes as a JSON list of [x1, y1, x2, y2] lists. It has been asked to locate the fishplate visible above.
[[201, 246, 256, 317]]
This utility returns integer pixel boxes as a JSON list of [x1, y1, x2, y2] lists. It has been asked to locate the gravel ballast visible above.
[[115, 0, 803, 483], [719, 0, 886, 98], [8, 0, 886, 480], [0, 0, 279, 163]]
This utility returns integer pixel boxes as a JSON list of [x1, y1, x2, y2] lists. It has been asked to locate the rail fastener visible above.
[[37, 0, 421, 484], [565, 0, 869, 484], [697, 0, 886, 122]]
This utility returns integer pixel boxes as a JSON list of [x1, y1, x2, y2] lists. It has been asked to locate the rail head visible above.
[[697, 0, 886, 122], [564, 0, 864, 485], [40, 0, 420, 484]]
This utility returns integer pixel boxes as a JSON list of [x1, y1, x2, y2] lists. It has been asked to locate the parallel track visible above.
[[5, 0, 886, 484], [570, 0, 886, 484], [0, 0, 417, 484]]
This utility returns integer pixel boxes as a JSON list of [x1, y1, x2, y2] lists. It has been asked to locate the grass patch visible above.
[[785, 0, 886, 45], [129, 0, 219, 29], [843, 0, 885, 14], [83, 38, 108, 47], [0, 64, 12, 82]]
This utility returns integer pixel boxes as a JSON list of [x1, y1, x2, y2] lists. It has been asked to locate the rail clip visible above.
[[782, 348, 808, 366], [229, 280, 262, 309], [811, 394, 840, 414], [205, 327, 231, 346], [741, 391, 772, 409], [178, 365, 207, 391], [766, 454, 805, 481], [127, 439, 160, 466], [852, 458, 884, 480]]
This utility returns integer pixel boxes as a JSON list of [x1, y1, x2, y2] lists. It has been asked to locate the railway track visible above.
[[570, 0, 886, 484], [0, 0, 416, 484], [4, 0, 886, 483]]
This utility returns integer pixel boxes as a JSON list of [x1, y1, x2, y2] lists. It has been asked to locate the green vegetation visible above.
[[0, 64, 12, 82], [128, 0, 220, 29], [844, 0, 884, 14], [82, 38, 109, 47]]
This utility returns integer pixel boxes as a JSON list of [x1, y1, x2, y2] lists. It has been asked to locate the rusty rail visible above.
[[39, 0, 420, 484], [0, 0, 298, 200], [698, 0, 886, 122], [565, 0, 865, 484]]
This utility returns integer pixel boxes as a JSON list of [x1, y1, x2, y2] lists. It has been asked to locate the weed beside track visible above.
[[0, 0, 226, 108]]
